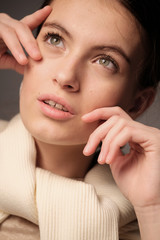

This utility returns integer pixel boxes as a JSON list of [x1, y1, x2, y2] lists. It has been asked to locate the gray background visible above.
[[0, 0, 43, 120], [0, 0, 160, 129]]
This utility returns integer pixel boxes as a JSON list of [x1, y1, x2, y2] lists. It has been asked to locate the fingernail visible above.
[[83, 145, 90, 155], [98, 153, 104, 164], [105, 158, 110, 164], [105, 155, 111, 164], [33, 48, 41, 59], [19, 53, 28, 64], [81, 116, 85, 120], [81, 114, 87, 120]]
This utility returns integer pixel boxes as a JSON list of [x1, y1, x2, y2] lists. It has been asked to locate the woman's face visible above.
[[20, 0, 145, 146]]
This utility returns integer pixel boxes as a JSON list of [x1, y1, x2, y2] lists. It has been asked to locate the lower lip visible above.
[[38, 100, 74, 120]]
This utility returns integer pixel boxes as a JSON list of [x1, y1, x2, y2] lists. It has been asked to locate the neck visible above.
[[35, 140, 94, 179]]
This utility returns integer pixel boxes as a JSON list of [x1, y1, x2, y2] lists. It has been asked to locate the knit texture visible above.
[[0, 115, 139, 240]]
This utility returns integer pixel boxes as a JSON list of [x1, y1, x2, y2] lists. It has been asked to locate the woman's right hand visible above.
[[0, 6, 52, 74]]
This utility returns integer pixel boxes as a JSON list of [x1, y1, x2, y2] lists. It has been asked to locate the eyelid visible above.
[[43, 31, 63, 41], [43, 31, 65, 50], [95, 54, 119, 71], [42, 32, 119, 72]]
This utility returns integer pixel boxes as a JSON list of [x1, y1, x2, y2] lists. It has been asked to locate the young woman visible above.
[[0, 0, 160, 239]]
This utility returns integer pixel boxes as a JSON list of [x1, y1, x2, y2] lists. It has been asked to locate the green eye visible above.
[[99, 58, 110, 67], [97, 56, 118, 71], [45, 32, 64, 48], [50, 35, 61, 46]]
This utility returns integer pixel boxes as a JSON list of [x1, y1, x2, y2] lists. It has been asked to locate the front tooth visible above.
[[55, 103, 63, 110], [62, 106, 68, 112], [44, 100, 68, 112], [48, 100, 56, 107]]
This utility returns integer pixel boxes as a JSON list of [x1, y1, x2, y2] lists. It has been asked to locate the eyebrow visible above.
[[92, 45, 131, 64], [43, 21, 131, 64], [43, 22, 72, 39]]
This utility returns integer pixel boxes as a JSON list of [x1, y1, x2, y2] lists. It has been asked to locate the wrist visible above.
[[135, 203, 160, 217], [134, 204, 160, 240]]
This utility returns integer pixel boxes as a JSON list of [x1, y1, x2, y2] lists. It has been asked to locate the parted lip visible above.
[[37, 94, 75, 115]]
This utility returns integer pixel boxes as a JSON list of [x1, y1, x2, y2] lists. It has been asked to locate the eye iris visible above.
[[99, 58, 110, 66], [50, 36, 60, 45]]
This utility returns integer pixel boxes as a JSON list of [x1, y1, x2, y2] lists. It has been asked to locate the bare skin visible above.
[[0, 6, 52, 73], [0, 1, 160, 239]]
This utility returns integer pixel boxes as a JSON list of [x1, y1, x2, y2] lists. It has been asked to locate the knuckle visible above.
[[21, 12, 37, 25], [0, 13, 10, 20], [150, 127, 160, 141], [119, 117, 127, 126], [90, 130, 101, 142], [123, 125, 132, 136], [124, 125, 131, 133], [114, 106, 130, 119], [114, 106, 122, 114], [18, 21, 28, 31], [89, 131, 97, 140], [100, 108, 108, 117], [109, 115, 120, 124], [111, 115, 119, 121], [21, 13, 32, 22], [2, 25, 14, 37], [88, 131, 96, 142], [109, 141, 117, 151]]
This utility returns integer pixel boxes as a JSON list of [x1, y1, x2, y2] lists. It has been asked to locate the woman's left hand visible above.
[[82, 107, 160, 209]]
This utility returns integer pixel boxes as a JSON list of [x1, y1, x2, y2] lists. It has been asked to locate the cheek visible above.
[[20, 59, 47, 97], [82, 82, 128, 113], [19, 63, 39, 112], [23, 57, 50, 81]]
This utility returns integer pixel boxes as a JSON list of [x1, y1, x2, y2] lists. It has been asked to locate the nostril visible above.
[[64, 85, 73, 89], [67, 85, 73, 88], [52, 78, 79, 92]]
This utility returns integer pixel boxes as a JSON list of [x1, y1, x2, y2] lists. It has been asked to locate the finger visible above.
[[16, 24, 42, 60], [105, 127, 132, 164], [83, 115, 118, 156], [83, 128, 102, 156], [19, 6, 52, 60], [0, 20, 41, 63], [105, 121, 160, 164], [82, 106, 131, 123], [0, 25, 28, 65], [0, 53, 24, 74], [98, 117, 127, 164], [21, 6, 52, 30]]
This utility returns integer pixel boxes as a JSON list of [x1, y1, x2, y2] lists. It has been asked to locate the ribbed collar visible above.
[[0, 115, 136, 239]]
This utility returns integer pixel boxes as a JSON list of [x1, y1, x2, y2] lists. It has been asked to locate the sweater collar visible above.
[[0, 115, 136, 239], [0, 115, 38, 223]]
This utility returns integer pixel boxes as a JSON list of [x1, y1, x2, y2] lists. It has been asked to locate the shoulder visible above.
[[0, 114, 24, 134], [0, 114, 22, 133], [0, 216, 40, 240], [0, 119, 8, 132]]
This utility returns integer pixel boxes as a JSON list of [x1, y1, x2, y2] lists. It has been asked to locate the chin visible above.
[[20, 115, 88, 146]]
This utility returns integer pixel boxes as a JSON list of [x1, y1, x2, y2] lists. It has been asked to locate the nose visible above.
[[52, 55, 81, 92]]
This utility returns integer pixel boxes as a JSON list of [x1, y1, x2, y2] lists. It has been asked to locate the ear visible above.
[[128, 87, 156, 119]]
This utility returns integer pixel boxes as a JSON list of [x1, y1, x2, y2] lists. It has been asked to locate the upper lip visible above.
[[38, 94, 75, 115]]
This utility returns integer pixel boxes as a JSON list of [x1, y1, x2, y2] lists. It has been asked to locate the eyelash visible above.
[[43, 32, 63, 45], [96, 54, 119, 71], [43, 32, 119, 71]]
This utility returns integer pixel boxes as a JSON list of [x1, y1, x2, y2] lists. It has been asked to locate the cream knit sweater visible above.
[[0, 115, 140, 240]]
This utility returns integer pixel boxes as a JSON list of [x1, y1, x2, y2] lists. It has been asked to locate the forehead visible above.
[[48, 0, 139, 36], [44, 0, 144, 60]]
